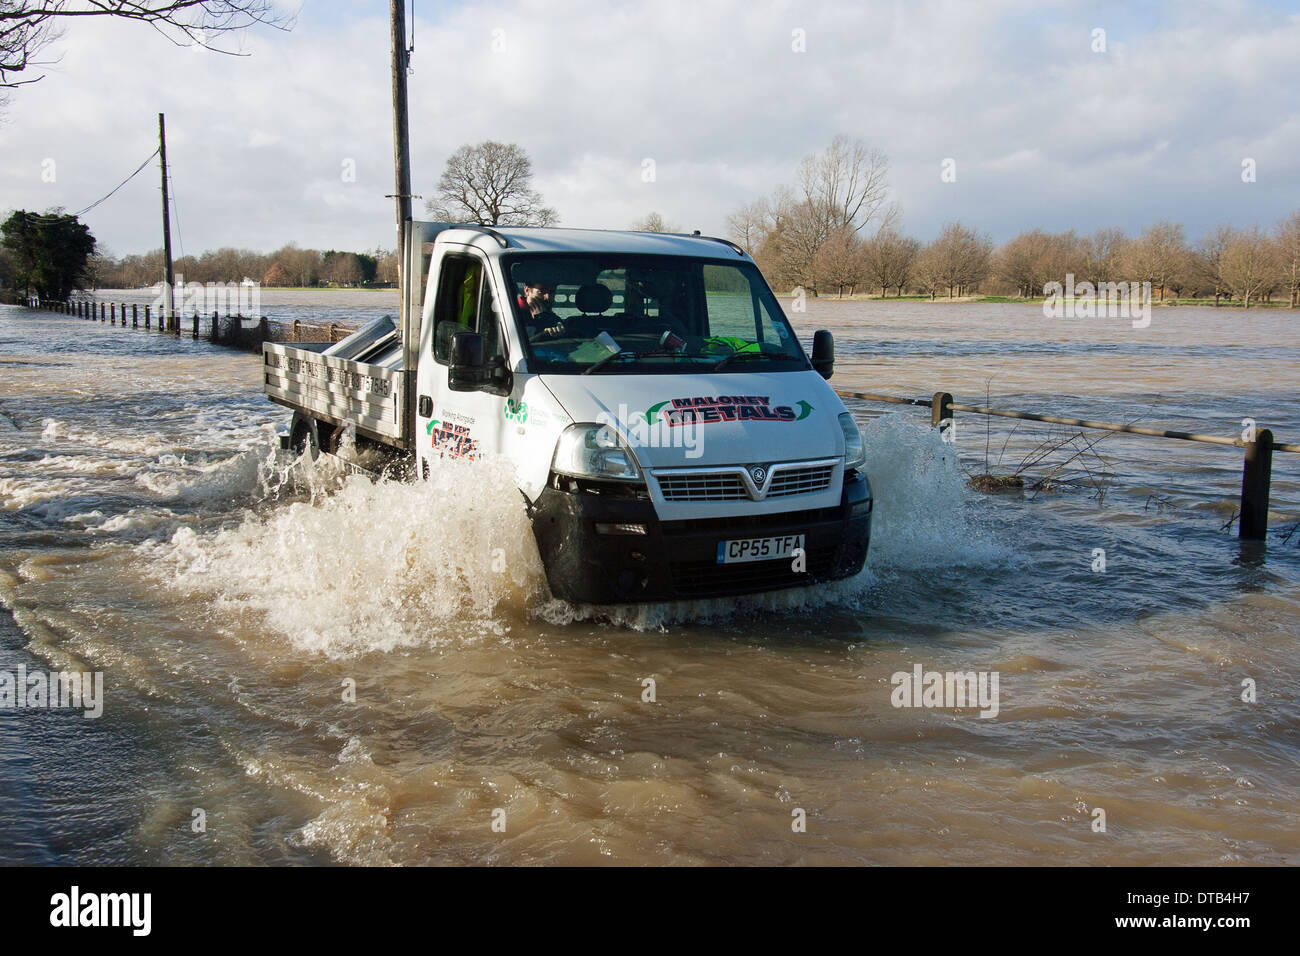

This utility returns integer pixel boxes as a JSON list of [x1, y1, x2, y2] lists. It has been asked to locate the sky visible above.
[[2, 0, 1298, 258]]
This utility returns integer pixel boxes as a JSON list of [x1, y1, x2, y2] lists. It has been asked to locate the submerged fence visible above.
[[836, 389, 1296, 541], [40, 297, 352, 349]]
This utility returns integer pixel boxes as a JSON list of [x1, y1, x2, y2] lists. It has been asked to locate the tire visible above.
[[289, 413, 321, 461]]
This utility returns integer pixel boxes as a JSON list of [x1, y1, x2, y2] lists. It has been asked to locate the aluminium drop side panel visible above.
[[263, 341, 404, 442]]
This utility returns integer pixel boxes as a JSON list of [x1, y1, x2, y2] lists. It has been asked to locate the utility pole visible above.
[[390, 0, 419, 447], [390, 0, 413, 334], [158, 113, 176, 331]]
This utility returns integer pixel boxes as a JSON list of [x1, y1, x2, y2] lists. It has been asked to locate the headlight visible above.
[[838, 412, 866, 470], [552, 423, 644, 482]]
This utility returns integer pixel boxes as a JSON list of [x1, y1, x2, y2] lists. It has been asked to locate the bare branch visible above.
[[1, 0, 294, 89]]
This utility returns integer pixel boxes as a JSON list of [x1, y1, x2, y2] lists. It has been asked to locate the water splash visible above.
[[139, 413, 1009, 643], [142, 454, 547, 657], [859, 411, 1010, 570]]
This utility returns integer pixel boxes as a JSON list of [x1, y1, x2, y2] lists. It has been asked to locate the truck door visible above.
[[415, 248, 510, 477]]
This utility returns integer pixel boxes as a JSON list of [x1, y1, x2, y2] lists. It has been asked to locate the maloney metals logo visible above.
[[640, 395, 815, 427]]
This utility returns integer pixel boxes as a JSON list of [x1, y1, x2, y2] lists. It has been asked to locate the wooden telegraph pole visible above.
[[390, 0, 413, 329], [158, 113, 176, 332], [390, 0, 418, 444]]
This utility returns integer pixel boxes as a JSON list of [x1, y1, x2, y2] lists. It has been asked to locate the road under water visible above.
[[0, 298, 1296, 865]]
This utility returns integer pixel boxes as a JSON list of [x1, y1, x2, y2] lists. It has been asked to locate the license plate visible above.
[[716, 534, 805, 564]]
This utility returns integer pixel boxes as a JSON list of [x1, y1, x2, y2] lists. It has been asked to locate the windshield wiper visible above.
[[711, 351, 807, 371], [583, 348, 687, 375]]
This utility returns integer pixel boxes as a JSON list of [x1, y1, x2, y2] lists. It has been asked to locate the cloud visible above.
[[1, 0, 1296, 256]]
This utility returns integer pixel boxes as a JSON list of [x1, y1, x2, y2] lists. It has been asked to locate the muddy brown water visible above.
[[0, 298, 1296, 864]]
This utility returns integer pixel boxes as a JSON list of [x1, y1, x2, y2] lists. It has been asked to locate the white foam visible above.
[[143, 454, 547, 658], [858, 411, 1009, 570], [137, 413, 1007, 643]]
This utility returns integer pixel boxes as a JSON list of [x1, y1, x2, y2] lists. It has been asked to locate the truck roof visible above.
[[435, 224, 750, 260]]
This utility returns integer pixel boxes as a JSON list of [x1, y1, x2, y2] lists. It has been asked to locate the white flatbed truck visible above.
[[263, 222, 872, 603]]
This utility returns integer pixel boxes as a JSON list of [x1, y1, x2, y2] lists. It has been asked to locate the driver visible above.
[[519, 281, 567, 340]]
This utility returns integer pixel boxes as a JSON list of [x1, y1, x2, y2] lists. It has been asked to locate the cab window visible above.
[[433, 255, 506, 364]]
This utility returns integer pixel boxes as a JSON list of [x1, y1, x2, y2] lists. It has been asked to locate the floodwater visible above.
[[0, 296, 1297, 866]]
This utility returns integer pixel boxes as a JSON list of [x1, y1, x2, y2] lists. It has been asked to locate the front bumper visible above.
[[530, 470, 871, 604]]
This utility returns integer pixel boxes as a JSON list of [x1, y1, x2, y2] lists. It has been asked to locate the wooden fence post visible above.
[[132, 304, 138, 328], [931, 391, 954, 431], [1239, 429, 1273, 540], [144, 305, 151, 330], [211, 311, 220, 344], [192, 312, 199, 339], [292, 319, 300, 342]]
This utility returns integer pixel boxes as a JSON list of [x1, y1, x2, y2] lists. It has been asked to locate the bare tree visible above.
[[261, 260, 291, 287], [631, 211, 677, 233], [1, 1, 291, 97], [1274, 210, 1300, 309], [810, 225, 862, 297], [912, 244, 944, 300], [1122, 221, 1188, 302], [1079, 227, 1127, 285], [798, 134, 895, 238], [725, 137, 894, 293], [861, 227, 919, 297], [373, 247, 399, 285], [929, 221, 992, 298], [272, 242, 319, 287], [426, 141, 558, 227], [995, 229, 1083, 298], [1194, 225, 1235, 305], [1220, 225, 1276, 309], [725, 198, 770, 255], [771, 194, 825, 294]]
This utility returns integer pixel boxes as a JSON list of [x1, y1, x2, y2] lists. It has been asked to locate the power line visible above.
[[21, 148, 160, 223]]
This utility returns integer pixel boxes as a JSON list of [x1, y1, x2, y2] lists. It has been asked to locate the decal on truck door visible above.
[[637, 396, 815, 426], [504, 398, 528, 423], [426, 418, 479, 460]]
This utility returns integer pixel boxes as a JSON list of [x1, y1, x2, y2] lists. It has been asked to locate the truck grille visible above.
[[767, 464, 835, 497], [656, 473, 748, 501], [653, 461, 837, 502]]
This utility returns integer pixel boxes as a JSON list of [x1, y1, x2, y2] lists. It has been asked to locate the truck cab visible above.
[[265, 223, 872, 604]]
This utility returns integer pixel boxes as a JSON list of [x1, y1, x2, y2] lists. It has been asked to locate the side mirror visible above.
[[448, 331, 487, 391], [811, 329, 834, 379], [449, 331, 513, 395]]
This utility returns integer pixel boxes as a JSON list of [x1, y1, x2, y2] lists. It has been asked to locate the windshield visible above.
[[503, 254, 809, 374]]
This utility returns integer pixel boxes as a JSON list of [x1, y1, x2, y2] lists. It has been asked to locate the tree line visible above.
[[6, 135, 1298, 309], [750, 216, 1300, 307], [725, 138, 1300, 308], [91, 244, 401, 290]]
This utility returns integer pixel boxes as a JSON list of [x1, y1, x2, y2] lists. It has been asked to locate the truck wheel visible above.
[[289, 414, 321, 461]]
